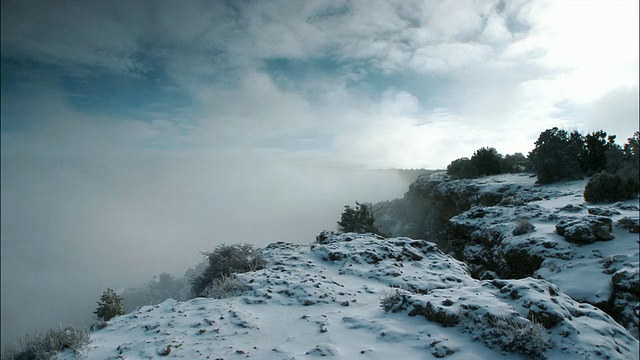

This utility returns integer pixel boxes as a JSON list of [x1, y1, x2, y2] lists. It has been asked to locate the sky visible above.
[[1, 0, 639, 345]]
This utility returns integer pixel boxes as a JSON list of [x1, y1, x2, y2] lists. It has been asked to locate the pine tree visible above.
[[94, 288, 124, 322], [337, 201, 380, 234], [529, 127, 582, 184]]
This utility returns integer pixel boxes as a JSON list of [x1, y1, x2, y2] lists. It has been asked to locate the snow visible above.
[[445, 173, 639, 341], [53, 173, 638, 359]]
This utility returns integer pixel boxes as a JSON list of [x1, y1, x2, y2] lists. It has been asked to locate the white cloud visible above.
[[582, 86, 640, 138], [417, 0, 487, 41], [4, 0, 635, 170], [480, 11, 513, 43], [410, 42, 493, 73], [515, 0, 639, 103]]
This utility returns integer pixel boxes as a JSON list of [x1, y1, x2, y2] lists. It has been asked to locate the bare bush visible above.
[[202, 274, 248, 299], [1, 326, 89, 360], [460, 314, 548, 359], [512, 219, 535, 236], [379, 288, 407, 313], [191, 243, 266, 297]]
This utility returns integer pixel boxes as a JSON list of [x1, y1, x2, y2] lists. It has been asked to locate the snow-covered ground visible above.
[[446, 173, 639, 340], [54, 174, 638, 360]]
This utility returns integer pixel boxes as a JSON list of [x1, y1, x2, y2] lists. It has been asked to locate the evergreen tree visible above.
[[447, 157, 478, 179], [94, 288, 124, 322], [529, 127, 582, 184], [337, 201, 380, 234], [470, 147, 503, 176], [501, 153, 528, 173], [581, 130, 609, 174], [618, 131, 640, 184]]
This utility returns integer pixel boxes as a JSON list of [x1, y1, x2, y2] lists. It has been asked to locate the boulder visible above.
[[616, 217, 640, 233], [610, 268, 640, 339], [555, 216, 614, 244], [587, 207, 621, 216]]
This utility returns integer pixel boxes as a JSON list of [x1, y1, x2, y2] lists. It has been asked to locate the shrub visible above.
[[512, 219, 535, 236], [471, 147, 503, 176], [202, 274, 248, 299], [583, 171, 638, 203], [447, 157, 478, 179], [491, 316, 547, 358], [501, 152, 528, 173], [94, 288, 124, 322], [191, 243, 266, 297], [337, 201, 381, 234], [460, 314, 548, 359], [1, 326, 89, 360], [499, 196, 525, 207], [379, 288, 406, 313]]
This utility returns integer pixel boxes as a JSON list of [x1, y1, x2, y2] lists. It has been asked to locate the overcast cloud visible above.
[[1, 0, 638, 344]]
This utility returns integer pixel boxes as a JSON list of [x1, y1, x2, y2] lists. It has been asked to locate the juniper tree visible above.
[[94, 288, 124, 322], [337, 201, 381, 234]]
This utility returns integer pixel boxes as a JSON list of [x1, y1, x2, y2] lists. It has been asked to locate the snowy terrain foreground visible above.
[[68, 239, 636, 358], [58, 173, 638, 360]]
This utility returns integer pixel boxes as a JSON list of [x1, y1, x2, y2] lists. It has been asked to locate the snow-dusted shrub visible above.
[[491, 316, 547, 358], [1, 326, 89, 360], [94, 288, 124, 322], [191, 243, 266, 297], [461, 315, 548, 359], [202, 274, 248, 299], [499, 196, 525, 207], [379, 288, 406, 313], [512, 219, 535, 236], [584, 171, 638, 203]]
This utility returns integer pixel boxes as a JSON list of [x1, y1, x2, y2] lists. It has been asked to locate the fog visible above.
[[0, 145, 408, 345], [3, 0, 638, 347]]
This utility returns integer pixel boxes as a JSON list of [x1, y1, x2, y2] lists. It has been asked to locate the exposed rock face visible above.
[[438, 175, 639, 338], [375, 172, 639, 339], [555, 216, 614, 244], [448, 204, 573, 279], [610, 267, 640, 339], [616, 217, 640, 233], [588, 207, 621, 216], [558, 204, 586, 213]]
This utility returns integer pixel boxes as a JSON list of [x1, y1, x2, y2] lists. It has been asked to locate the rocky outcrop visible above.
[[309, 232, 637, 359], [610, 265, 640, 339], [616, 217, 640, 233], [555, 216, 614, 244], [374, 172, 639, 339]]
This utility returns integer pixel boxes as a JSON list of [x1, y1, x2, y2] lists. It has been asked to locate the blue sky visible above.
[[1, 0, 638, 344]]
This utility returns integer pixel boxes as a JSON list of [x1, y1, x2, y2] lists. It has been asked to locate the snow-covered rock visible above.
[[555, 216, 614, 244], [443, 174, 639, 339], [59, 232, 638, 360]]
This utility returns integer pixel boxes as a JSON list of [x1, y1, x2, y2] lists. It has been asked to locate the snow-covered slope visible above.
[[58, 232, 637, 359], [53, 173, 638, 360]]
